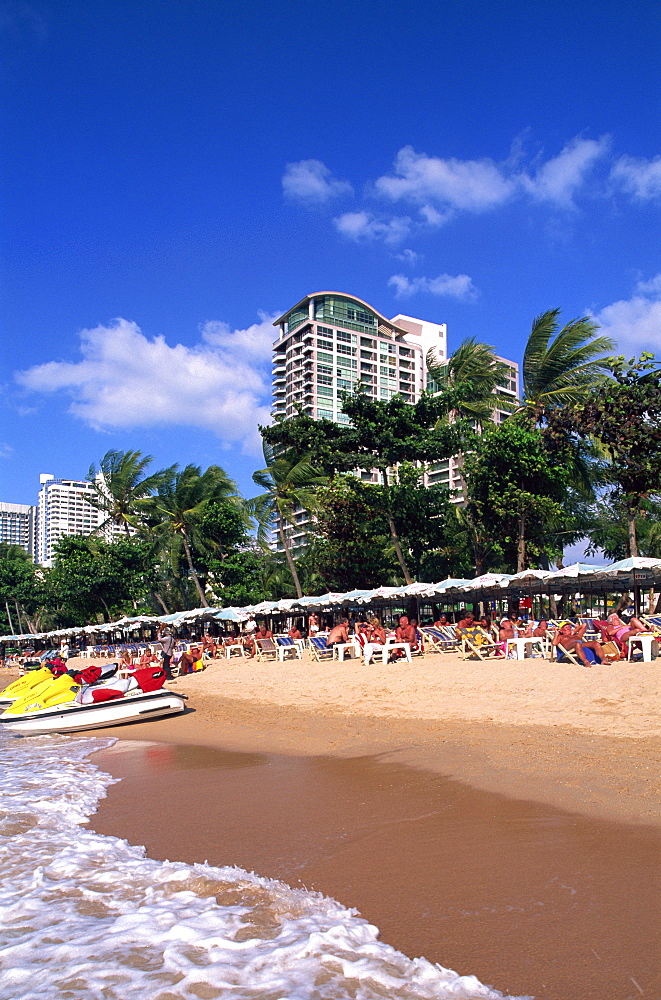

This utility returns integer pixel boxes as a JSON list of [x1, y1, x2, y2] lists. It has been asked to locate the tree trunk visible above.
[[517, 511, 526, 573], [5, 600, 15, 634], [153, 591, 170, 614], [182, 532, 209, 607], [381, 469, 413, 585], [21, 605, 37, 634], [278, 515, 303, 598], [99, 595, 112, 621], [627, 509, 639, 557]]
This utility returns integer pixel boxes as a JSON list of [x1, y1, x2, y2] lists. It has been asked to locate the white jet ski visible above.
[[0, 666, 187, 736]]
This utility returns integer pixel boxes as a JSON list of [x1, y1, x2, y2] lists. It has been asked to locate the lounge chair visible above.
[[255, 637, 279, 662], [309, 636, 333, 661], [275, 636, 302, 660], [420, 626, 458, 653], [458, 626, 504, 660]]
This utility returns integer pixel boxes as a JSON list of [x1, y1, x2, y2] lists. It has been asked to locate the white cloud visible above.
[[591, 274, 661, 353], [521, 136, 610, 206], [394, 248, 422, 264], [0, 443, 13, 459], [388, 272, 478, 301], [16, 315, 279, 453], [333, 211, 412, 244], [611, 154, 661, 202], [282, 159, 353, 204], [375, 145, 514, 211]]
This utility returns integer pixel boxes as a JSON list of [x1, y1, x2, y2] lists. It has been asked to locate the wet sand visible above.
[[90, 735, 659, 1000]]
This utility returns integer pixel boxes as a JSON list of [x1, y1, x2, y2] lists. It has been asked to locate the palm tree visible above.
[[426, 337, 514, 425], [247, 443, 326, 598], [86, 450, 173, 536], [517, 309, 615, 418], [151, 464, 240, 608]]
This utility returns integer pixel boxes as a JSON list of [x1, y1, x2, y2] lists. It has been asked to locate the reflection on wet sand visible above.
[[91, 741, 661, 1000]]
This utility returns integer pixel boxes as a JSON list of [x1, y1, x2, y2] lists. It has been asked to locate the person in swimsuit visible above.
[[553, 623, 611, 668], [607, 613, 646, 645]]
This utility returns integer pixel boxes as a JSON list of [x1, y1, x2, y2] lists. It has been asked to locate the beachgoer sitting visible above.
[[138, 649, 159, 667], [455, 610, 474, 630], [245, 624, 273, 658], [180, 645, 204, 674], [552, 623, 611, 668], [288, 626, 302, 641], [362, 617, 386, 666], [326, 619, 350, 650], [433, 615, 449, 628], [607, 613, 647, 647], [119, 650, 134, 670], [389, 615, 419, 660], [201, 635, 218, 658], [499, 617, 516, 643]]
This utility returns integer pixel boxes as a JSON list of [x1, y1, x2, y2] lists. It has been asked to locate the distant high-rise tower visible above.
[[0, 502, 36, 555], [34, 474, 126, 567]]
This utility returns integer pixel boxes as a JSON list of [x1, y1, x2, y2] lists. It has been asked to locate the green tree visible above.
[[545, 355, 661, 556], [247, 444, 326, 598], [388, 464, 473, 581], [305, 477, 394, 591], [86, 449, 173, 535], [151, 464, 240, 607], [517, 308, 615, 419], [0, 544, 46, 634], [262, 392, 467, 584], [464, 421, 576, 572], [426, 336, 513, 424], [45, 535, 158, 627]]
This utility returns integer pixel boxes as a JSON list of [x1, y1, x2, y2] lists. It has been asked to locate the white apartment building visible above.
[[271, 291, 518, 553], [35, 474, 126, 567], [0, 502, 36, 555]]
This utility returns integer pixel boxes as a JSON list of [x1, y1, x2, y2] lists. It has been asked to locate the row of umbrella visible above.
[[3, 557, 660, 645]]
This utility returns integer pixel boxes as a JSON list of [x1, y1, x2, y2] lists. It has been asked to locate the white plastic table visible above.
[[333, 640, 361, 662], [626, 634, 658, 662], [506, 637, 547, 659], [381, 641, 411, 664], [225, 643, 245, 659]]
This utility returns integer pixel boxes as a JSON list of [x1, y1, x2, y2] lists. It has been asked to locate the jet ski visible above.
[[0, 666, 186, 736], [0, 662, 119, 705]]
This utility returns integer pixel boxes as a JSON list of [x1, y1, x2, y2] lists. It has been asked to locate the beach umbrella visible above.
[[213, 608, 248, 622]]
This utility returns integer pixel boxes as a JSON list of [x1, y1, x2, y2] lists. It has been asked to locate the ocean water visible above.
[[0, 731, 530, 1000]]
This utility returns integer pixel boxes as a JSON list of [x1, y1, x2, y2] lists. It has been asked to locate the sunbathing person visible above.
[[390, 615, 419, 660], [552, 622, 611, 668], [607, 612, 647, 645], [288, 625, 302, 641], [326, 619, 349, 649], [180, 645, 204, 674], [362, 617, 386, 666], [201, 635, 218, 658], [432, 615, 449, 628]]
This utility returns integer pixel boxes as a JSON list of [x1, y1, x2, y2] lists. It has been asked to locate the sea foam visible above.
[[0, 731, 531, 999]]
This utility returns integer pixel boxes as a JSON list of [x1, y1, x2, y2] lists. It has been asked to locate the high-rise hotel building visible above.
[[0, 502, 36, 555], [34, 474, 127, 567], [272, 292, 447, 424], [271, 291, 518, 552]]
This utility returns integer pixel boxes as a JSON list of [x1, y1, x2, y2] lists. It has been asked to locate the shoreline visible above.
[[88, 697, 661, 1000], [3, 659, 660, 999]]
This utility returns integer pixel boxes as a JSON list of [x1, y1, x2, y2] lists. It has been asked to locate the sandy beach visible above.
[[4, 652, 660, 999]]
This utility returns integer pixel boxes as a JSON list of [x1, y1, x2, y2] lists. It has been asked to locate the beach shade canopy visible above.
[[507, 569, 552, 583], [595, 557, 661, 576], [213, 608, 248, 622], [462, 573, 514, 592], [545, 562, 607, 582]]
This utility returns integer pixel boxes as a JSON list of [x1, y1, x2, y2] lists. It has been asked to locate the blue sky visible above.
[[1, 0, 659, 513]]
